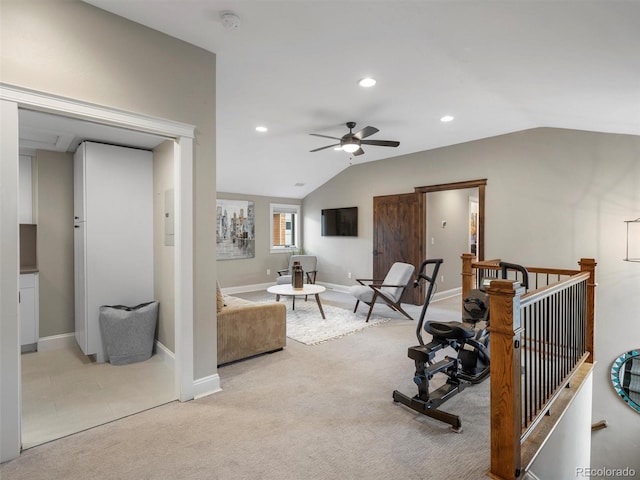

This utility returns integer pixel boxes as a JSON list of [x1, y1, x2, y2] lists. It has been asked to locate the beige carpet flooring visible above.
[[1, 290, 491, 480]]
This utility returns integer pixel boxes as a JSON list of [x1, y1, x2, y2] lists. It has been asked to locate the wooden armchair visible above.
[[348, 262, 415, 322]]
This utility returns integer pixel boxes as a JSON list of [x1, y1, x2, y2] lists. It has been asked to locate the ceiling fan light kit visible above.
[[309, 121, 399, 156], [358, 77, 377, 87], [342, 142, 360, 153]]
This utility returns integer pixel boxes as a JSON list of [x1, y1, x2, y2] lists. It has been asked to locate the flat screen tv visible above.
[[321, 207, 358, 237]]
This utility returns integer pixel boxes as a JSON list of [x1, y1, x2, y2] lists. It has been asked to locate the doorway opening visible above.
[[18, 114, 177, 448], [1, 86, 196, 461], [425, 187, 480, 298], [372, 179, 486, 305], [419, 179, 486, 301]]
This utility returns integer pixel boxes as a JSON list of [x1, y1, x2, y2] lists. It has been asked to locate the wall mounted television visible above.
[[321, 207, 358, 237]]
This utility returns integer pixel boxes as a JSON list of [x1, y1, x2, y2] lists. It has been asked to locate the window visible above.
[[270, 203, 300, 252]]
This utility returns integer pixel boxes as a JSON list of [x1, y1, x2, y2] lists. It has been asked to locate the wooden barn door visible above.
[[372, 192, 424, 305]]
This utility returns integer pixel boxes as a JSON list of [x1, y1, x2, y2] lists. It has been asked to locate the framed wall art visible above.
[[216, 199, 255, 260]]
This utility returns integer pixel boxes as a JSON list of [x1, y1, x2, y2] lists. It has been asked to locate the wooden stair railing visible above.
[[487, 278, 525, 479], [461, 254, 597, 480]]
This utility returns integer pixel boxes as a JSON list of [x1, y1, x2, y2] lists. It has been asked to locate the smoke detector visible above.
[[221, 11, 241, 30]]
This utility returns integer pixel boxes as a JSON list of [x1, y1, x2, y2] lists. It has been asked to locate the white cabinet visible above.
[[74, 142, 154, 362], [19, 273, 39, 350]]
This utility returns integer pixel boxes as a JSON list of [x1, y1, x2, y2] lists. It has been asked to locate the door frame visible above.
[[415, 179, 486, 261], [1, 84, 196, 462]]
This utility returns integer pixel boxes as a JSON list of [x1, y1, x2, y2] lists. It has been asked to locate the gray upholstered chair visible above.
[[277, 255, 318, 286], [349, 262, 415, 322]]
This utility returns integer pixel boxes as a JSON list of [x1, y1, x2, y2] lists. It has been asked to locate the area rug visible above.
[[259, 296, 392, 345]]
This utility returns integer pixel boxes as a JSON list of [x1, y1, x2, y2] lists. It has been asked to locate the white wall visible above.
[[303, 127, 640, 470], [528, 372, 593, 479]]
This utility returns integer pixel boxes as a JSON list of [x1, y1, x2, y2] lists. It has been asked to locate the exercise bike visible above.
[[392, 258, 491, 432]]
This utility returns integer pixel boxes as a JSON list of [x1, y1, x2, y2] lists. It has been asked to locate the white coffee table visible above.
[[267, 284, 327, 319]]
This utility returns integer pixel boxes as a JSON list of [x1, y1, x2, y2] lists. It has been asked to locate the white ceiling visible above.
[[19, 109, 168, 156], [30, 1, 640, 199]]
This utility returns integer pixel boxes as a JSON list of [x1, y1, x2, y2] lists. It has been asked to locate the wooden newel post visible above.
[[487, 279, 525, 480], [461, 253, 475, 303], [578, 258, 597, 363]]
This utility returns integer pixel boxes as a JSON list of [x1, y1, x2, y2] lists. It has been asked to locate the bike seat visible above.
[[425, 321, 475, 340]]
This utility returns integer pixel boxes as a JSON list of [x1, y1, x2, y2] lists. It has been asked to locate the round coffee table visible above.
[[267, 284, 327, 319]]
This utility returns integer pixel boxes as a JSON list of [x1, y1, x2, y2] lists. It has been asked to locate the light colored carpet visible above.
[[259, 294, 391, 345], [1, 291, 493, 480]]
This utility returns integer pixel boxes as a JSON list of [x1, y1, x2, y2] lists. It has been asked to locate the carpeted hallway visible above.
[[0, 291, 491, 480]]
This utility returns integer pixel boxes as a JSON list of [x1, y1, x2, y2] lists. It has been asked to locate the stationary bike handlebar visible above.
[[413, 258, 443, 288], [413, 258, 443, 345], [498, 261, 529, 290]]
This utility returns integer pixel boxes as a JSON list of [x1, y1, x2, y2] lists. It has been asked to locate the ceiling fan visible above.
[[309, 121, 400, 156]]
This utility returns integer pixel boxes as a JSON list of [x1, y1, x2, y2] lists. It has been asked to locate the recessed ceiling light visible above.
[[358, 77, 376, 88], [255, 126, 268, 132], [440, 115, 454, 123]]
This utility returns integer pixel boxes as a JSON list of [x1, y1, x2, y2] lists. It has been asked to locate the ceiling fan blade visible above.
[[360, 139, 400, 147], [353, 126, 379, 140], [310, 143, 340, 152], [309, 133, 341, 140], [352, 147, 365, 156]]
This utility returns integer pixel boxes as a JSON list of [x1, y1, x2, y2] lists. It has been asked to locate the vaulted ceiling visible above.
[[29, 1, 640, 199]]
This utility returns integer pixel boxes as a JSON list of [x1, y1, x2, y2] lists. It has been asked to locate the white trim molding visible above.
[[37, 333, 76, 352], [269, 203, 301, 254], [192, 374, 222, 400], [0, 83, 194, 139], [37, 335, 176, 369], [0, 84, 197, 463], [432, 287, 462, 302], [154, 340, 175, 369], [221, 282, 275, 295], [1, 99, 22, 463], [174, 137, 194, 402]]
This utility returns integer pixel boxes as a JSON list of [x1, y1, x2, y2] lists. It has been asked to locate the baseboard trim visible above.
[[154, 340, 175, 368], [432, 287, 462, 302], [317, 281, 349, 293], [223, 281, 349, 295], [314, 282, 461, 302], [220, 282, 460, 303], [222, 282, 274, 295], [521, 470, 543, 480], [192, 373, 221, 399], [37, 333, 76, 352]]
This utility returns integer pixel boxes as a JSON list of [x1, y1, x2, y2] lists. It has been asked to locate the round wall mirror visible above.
[[611, 350, 640, 413]]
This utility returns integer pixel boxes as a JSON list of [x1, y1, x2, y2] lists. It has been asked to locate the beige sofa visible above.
[[217, 287, 286, 366]]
